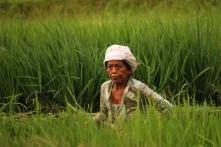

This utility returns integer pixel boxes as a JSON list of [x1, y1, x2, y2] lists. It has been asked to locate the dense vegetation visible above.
[[0, 105, 221, 146], [0, 16, 221, 112], [0, 0, 221, 19], [0, 1, 221, 146]]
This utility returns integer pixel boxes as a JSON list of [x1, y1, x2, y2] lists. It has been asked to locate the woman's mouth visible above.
[[111, 75, 120, 80]]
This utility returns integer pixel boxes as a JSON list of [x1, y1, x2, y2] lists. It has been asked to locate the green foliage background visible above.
[[0, 0, 221, 112], [0, 2, 221, 146]]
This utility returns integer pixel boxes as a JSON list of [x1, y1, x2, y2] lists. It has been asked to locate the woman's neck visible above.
[[112, 78, 130, 90], [113, 82, 127, 90], [111, 83, 125, 104]]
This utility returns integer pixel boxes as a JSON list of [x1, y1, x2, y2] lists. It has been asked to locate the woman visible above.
[[94, 44, 173, 123]]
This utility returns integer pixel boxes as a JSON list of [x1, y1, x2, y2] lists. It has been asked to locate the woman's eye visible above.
[[107, 64, 124, 70], [116, 65, 121, 69], [116, 65, 123, 68], [107, 65, 112, 69]]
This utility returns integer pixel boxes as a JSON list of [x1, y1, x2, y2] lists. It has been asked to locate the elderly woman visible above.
[[94, 44, 173, 123]]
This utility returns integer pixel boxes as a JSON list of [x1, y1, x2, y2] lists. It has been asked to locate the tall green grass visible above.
[[0, 104, 220, 146], [0, 16, 221, 112], [1, 0, 221, 19]]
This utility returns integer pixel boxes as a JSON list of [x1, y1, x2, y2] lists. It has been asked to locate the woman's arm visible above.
[[139, 82, 173, 115], [93, 83, 108, 122]]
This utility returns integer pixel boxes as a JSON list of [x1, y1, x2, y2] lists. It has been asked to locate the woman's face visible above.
[[106, 60, 132, 85]]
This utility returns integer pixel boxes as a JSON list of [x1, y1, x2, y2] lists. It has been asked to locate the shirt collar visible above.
[[107, 77, 133, 101]]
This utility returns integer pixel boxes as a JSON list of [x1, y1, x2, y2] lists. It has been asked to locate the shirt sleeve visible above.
[[93, 83, 108, 122], [140, 82, 173, 115]]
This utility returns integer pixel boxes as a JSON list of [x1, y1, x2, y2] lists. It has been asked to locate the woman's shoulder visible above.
[[130, 78, 154, 96], [131, 78, 147, 87], [130, 78, 148, 89], [101, 80, 112, 88]]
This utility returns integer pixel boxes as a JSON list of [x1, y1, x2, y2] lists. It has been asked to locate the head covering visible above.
[[104, 44, 139, 72]]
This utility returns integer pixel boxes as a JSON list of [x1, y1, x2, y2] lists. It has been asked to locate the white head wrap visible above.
[[104, 44, 139, 72]]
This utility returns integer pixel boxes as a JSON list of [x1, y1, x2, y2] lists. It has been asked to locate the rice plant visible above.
[[0, 103, 220, 147], [0, 16, 220, 112]]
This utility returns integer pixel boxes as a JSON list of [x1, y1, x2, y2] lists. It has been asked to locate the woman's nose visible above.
[[111, 67, 118, 73]]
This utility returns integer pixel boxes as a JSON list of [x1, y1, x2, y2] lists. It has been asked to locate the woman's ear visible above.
[[128, 69, 132, 76]]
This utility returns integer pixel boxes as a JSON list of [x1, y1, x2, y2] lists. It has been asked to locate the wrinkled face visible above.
[[106, 60, 132, 84]]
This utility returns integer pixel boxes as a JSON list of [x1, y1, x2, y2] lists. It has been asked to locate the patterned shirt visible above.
[[94, 77, 173, 123]]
